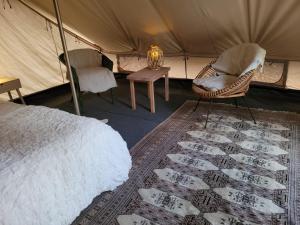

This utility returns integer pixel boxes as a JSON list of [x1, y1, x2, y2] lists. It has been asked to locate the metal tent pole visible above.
[[52, 0, 80, 115]]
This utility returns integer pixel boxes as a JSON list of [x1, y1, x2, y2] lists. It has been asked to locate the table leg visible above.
[[148, 81, 155, 113], [7, 91, 13, 101], [16, 89, 26, 105], [130, 80, 136, 110], [147, 83, 151, 98], [165, 72, 169, 101]]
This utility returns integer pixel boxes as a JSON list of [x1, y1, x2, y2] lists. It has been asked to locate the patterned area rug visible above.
[[73, 101, 300, 225]]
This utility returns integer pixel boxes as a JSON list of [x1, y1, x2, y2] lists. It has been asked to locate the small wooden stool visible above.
[[0, 77, 26, 104]]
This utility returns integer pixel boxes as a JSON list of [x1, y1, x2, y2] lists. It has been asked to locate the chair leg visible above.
[[234, 98, 238, 108], [193, 97, 201, 112], [242, 96, 256, 124], [204, 99, 213, 129], [111, 88, 114, 104]]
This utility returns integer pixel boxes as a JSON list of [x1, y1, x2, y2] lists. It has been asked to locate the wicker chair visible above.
[[193, 53, 263, 128]]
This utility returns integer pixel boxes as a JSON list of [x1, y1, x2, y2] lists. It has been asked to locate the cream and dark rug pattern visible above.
[[73, 101, 300, 225]]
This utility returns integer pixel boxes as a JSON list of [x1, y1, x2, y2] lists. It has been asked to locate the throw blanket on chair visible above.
[[67, 48, 117, 93], [212, 43, 266, 76]]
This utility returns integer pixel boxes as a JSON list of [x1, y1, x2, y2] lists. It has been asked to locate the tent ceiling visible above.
[[24, 0, 300, 60]]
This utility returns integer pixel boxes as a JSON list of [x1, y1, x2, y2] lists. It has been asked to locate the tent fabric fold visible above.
[[0, 0, 299, 101], [24, 0, 300, 60]]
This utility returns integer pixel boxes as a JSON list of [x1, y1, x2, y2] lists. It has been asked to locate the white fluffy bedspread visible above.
[[0, 103, 131, 225]]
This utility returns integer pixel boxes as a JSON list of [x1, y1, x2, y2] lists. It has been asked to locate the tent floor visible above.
[[21, 77, 300, 148]]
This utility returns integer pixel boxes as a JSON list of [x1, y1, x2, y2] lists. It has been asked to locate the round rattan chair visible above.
[[192, 59, 259, 128]]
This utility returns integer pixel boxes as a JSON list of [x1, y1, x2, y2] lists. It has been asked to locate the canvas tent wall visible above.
[[0, 0, 96, 100], [0, 0, 299, 101]]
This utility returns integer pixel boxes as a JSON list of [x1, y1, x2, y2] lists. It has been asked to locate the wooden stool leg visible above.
[[165, 72, 169, 101], [7, 91, 13, 101], [16, 89, 26, 105], [130, 80, 136, 110], [148, 81, 155, 113]]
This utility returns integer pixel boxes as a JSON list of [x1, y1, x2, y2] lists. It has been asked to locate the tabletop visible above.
[[0, 77, 18, 84], [127, 67, 170, 82]]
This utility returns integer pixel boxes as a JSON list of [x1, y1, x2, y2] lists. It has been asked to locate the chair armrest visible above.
[[195, 59, 217, 79], [102, 54, 113, 71], [58, 53, 83, 108], [58, 53, 78, 81], [58, 53, 65, 64]]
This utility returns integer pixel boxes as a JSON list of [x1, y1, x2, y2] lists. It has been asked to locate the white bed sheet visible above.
[[0, 102, 131, 225]]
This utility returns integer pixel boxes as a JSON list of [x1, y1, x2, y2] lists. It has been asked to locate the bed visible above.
[[0, 101, 132, 225]]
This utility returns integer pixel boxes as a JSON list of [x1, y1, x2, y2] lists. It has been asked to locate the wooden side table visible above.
[[0, 77, 26, 104], [127, 67, 170, 113]]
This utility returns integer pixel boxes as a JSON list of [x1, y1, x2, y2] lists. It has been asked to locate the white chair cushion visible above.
[[76, 67, 117, 93], [212, 43, 266, 76], [68, 49, 102, 69], [193, 74, 238, 91]]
